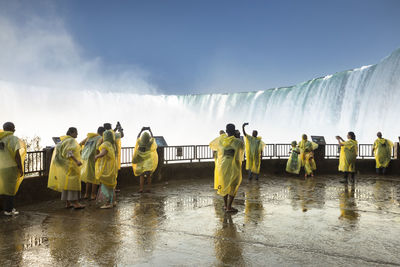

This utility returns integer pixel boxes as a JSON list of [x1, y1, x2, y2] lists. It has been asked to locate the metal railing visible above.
[[24, 150, 45, 176], [22, 143, 398, 175]]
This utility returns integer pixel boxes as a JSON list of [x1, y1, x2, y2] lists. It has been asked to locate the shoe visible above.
[[4, 209, 18, 216]]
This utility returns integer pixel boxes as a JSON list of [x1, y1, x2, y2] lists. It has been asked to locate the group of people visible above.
[[0, 120, 395, 216], [0, 122, 159, 215], [210, 124, 394, 213]]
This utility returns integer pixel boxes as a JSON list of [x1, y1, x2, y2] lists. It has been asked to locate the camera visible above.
[[115, 121, 123, 132]]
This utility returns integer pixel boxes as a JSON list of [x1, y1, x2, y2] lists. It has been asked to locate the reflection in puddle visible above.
[[339, 182, 360, 225], [213, 198, 244, 266]]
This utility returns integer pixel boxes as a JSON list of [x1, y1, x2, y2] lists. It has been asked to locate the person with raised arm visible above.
[[336, 132, 358, 184], [242, 123, 265, 180], [132, 127, 158, 193]]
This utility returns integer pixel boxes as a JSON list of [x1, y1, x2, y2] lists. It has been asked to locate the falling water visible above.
[[1, 48, 400, 146]]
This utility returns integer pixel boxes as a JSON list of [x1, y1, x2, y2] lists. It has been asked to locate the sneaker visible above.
[[4, 211, 13, 216], [11, 209, 19, 215]]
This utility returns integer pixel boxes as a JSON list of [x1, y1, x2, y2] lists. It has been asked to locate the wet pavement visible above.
[[1, 174, 400, 266]]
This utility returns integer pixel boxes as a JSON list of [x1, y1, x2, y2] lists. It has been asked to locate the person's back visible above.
[[215, 134, 244, 196], [48, 135, 81, 192], [0, 131, 22, 195]]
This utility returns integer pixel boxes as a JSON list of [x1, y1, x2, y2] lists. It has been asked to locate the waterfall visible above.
[[1, 48, 400, 146]]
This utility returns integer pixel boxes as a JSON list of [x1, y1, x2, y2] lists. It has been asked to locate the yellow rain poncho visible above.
[[299, 138, 318, 175], [95, 135, 117, 188], [338, 139, 358, 173], [0, 131, 26, 196], [80, 133, 101, 184], [48, 136, 82, 192], [286, 144, 301, 174], [339, 187, 359, 221], [132, 132, 158, 176], [244, 134, 265, 174], [209, 135, 244, 197], [373, 138, 393, 168]]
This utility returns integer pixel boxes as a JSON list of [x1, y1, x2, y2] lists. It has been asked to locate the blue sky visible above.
[[1, 0, 400, 94]]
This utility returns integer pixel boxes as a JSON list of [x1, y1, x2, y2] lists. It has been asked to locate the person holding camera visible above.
[[242, 123, 265, 180], [132, 127, 158, 193], [48, 127, 85, 209], [95, 130, 118, 208]]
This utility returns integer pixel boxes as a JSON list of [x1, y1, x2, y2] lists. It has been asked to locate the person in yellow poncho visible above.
[[100, 122, 124, 169], [210, 124, 244, 213], [336, 132, 358, 184], [48, 127, 85, 209], [0, 122, 26, 216], [242, 123, 265, 180], [372, 132, 393, 175], [80, 126, 105, 200], [299, 134, 318, 178], [212, 131, 227, 190], [95, 130, 118, 209], [132, 127, 158, 193], [286, 141, 301, 175]]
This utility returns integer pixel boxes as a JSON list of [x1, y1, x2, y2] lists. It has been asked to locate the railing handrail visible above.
[[22, 143, 397, 174]]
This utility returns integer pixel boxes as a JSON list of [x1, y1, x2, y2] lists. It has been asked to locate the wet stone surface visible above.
[[1, 174, 400, 266]]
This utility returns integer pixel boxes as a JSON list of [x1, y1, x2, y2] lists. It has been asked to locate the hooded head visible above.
[[103, 130, 115, 144], [103, 123, 112, 130], [377, 132, 382, 139], [302, 134, 307, 141], [291, 141, 297, 147], [139, 132, 151, 147]]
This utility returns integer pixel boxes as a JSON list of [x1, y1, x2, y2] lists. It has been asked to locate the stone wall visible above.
[[3, 158, 399, 207]]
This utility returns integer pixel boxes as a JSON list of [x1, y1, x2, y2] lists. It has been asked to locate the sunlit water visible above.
[[1, 48, 400, 147], [1, 175, 399, 266]]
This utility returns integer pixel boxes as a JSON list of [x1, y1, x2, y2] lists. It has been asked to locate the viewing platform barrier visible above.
[[23, 143, 396, 177]]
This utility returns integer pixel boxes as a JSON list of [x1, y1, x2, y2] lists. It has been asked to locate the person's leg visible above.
[[376, 168, 380, 174], [226, 195, 238, 212], [350, 172, 355, 184], [146, 174, 152, 193], [91, 184, 98, 200], [341, 172, 348, 183], [4, 195, 14, 212], [382, 167, 387, 175], [84, 183, 91, 199], [70, 191, 85, 209], [223, 195, 228, 210], [139, 175, 145, 193], [100, 186, 113, 209], [255, 173, 259, 181], [248, 170, 252, 180]]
